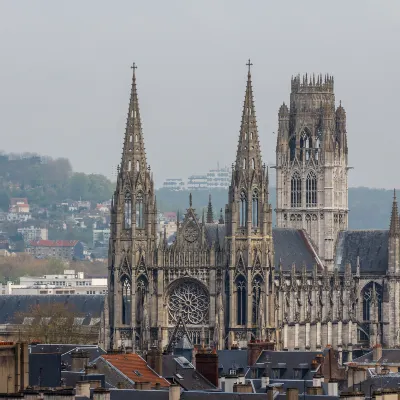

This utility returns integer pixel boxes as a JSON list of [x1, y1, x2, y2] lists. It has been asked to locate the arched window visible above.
[[250, 132, 253, 140], [252, 277, 262, 324], [136, 160, 140, 172], [136, 192, 144, 228], [121, 276, 131, 325], [291, 172, 301, 207], [240, 191, 247, 227], [252, 190, 258, 227], [128, 160, 132, 171], [236, 276, 246, 325], [289, 136, 296, 161], [251, 159, 255, 169], [306, 171, 317, 207], [129, 135, 133, 143], [124, 192, 132, 229], [136, 277, 147, 324], [300, 130, 312, 161], [243, 158, 246, 169], [135, 134, 138, 142], [362, 282, 383, 322]]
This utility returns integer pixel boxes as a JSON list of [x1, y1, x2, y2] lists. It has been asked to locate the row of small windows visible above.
[[244, 132, 254, 140], [124, 192, 144, 229], [129, 134, 139, 143], [127, 160, 140, 172], [289, 130, 321, 162], [239, 190, 259, 227], [290, 172, 317, 208]]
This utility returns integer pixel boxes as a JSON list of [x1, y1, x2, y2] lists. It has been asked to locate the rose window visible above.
[[168, 281, 209, 325]]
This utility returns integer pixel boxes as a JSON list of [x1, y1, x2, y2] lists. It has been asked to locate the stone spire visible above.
[[121, 62, 148, 175], [389, 189, 400, 237], [206, 194, 213, 223], [234, 59, 263, 172], [218, 208, 224, 224]]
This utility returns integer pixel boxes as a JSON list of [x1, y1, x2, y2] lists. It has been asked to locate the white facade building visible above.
[[0, 269, 107, 295], [162, 178, 186, 191], [17, 226, 48, 243], [93, 228, 111, 246], [207, 166, 230, 189], [187, 174, 208, 190]]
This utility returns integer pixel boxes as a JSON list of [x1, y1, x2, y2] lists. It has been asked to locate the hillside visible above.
[[0, 152, 395, 230]]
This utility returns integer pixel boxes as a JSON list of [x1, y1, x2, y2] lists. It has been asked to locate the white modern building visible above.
[[187, 174, 208, 190], [0, 269, 107, 295], [207, 166, 230, 189], [92, 228, 111, 246], [17, 226, 48, 243], [162, 178, 186, 191]]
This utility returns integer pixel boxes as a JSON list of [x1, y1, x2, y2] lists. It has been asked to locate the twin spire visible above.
[[121, 63, 148, 175], [234, 59, 263, 172]]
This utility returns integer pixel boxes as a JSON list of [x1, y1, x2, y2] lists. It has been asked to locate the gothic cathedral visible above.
[[100, 62, 400, 357]]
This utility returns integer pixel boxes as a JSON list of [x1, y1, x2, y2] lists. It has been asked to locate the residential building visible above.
[[207, 166, 231, 189], [187, 173, 208, 190], [17, 226, 48, 243], [7, 212, 31, 222], [93, 228, 111, 247], [26, 240, 84, 260], [162, 178, 186, 190], [9, 197, 30, 213]]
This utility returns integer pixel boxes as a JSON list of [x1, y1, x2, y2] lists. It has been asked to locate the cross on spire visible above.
[[246, 59, 253, 74], [131, 62, 137, 70]]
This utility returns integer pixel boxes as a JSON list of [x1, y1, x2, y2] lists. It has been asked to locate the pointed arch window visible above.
[[128, 160, 132, 171], [129, 135, 133, 143], [252, 190, 259, 227], [121, 276, 131, 325], [136, 192, 144, 228], [252, 277, 262, 324], [250, 132, 253, 140], [362, 282, 382, 322], [306, 171, 317, 207], [243, 158, 246, 169], [135, 134, 138, 142], [251, 159, 255, 169], [289, 136, 296, 161], [136, 160, 140, 172], [136, 277, 147, 324], [124, 192, 132, 229], [240, 191, 247, 227], [300, 129, 312, 161], [291, 172, 301, 207], [236, 276, 247, 325]]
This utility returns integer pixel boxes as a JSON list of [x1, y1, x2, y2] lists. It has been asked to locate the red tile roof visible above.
[[29, 240, 78, 248], [102, 353, 169, 387]]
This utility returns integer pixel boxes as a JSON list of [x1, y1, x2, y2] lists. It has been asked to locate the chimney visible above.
[[233, 382, 253, 393], [87, 380, 102, 389], [261, 373, 269, 389], [169, 384, 181, 400], [373, 344, 382, 362], [247, 342, 274, 366], [327, 380, 339, 396], [70, 350, 90, 372], [75, 381, 91, 398], [195, 349, 219, 387], [146, 346, 163, 376], [286, 387, 299, 400], [93, 388, 110, 400], [135, 382, 152, 390], [43, 389, 75, 400]]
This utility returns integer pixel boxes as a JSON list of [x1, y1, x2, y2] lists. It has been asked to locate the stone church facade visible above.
[[100, 63, 400, 357]]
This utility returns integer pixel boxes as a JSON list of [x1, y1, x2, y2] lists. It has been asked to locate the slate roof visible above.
[[272, 229, 321, 271], [217, 350, 248, 375], [251, 350, 322, 380], [162, 355, 217, 391], [350, 349, 400, 365], [0, 295, 104, 324], [180, 392, 266, 399], [62, 346, 106, 369], [204, 224, 226, 247], [335, 230, 389, 274], [109, 389, 169, 400], [101, 353, 170, 387]]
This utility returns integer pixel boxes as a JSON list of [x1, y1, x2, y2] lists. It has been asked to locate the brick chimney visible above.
[[75, 381, 91, 398], [70, 350, 89, 372], [373, 344, 382, 362], [233, 382, 253, 393], [247, 342, 274, 366], [286, 387, 299, 400], [93, 388, 110, 400], [169, 384, 181, 400], [146, 346, 163, 376], [195, 348, 218, 387]]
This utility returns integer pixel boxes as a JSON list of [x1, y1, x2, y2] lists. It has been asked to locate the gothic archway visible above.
[[121, 275, 131, 325]]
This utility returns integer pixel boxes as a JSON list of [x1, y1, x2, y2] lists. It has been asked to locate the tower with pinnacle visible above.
[[225, 61, 274, 346], [275, 74, 348, 270], [106, 64, 157, 351]]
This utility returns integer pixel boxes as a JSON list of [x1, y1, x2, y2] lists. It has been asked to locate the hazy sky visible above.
[[0, 1, 399, 188]]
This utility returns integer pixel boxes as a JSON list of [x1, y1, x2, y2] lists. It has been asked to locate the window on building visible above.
[[121, 276, 131, 325], [136, 192, 144, 228], [124, 192, 132, 229], [362, 282, 383, 322], [252, 190, 258, 227], [236, 275, 246, 325], [240, 191, 247, 227], [300, 129, 312, 161], [306, 171, 317, 207], [252, 277, 262, 324], [291, 172, 302, 207], [289, 136, 296, 161]]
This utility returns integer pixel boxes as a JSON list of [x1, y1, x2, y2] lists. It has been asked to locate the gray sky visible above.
[[0, 0, 399, 188]]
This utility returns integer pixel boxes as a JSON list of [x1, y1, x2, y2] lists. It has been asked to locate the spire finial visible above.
[[389, 191, 400, 237], [131, 62, 137, 71], [394, 188, 397, 200], [189, 193, 192, 208], [246, 58, 253, 74]]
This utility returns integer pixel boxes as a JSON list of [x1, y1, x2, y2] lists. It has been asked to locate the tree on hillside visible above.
[[15, 303, 96, 344]]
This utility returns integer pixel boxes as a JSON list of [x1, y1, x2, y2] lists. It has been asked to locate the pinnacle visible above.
[[389, 189, 400, 237]]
